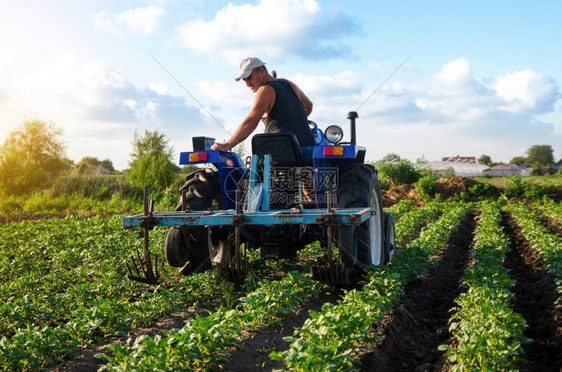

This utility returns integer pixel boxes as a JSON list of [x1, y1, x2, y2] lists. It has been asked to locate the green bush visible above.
[[531, 162, 544, 176], [127, 130, 177, 192], [127, 154, 177, 191], [376, 159, 421, 188], [469, 182, 495, 199], [415, 176, 437, 202], [0, 194, 24, 214], [0, 120, 71, 195], [52, 174, 127, 200], [442, 167, 456, 178], [504, 175, 553, 200], [504, 176, 526, 198]]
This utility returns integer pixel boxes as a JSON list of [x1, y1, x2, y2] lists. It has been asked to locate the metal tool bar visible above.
[[122, 207, 373, 228]]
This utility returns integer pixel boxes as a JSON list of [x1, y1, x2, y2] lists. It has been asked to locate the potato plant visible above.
[[1, 195, 559, 371], [534, 197, 562, 223], [273, 202, 471, 370], [97, 271, 323, 371], [440, 200, 530, 370], [507, 201, 562, 294], [0, 216, 231, 370]]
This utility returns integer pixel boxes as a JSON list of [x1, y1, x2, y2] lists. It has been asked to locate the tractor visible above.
[[122, 111, 395, 285]]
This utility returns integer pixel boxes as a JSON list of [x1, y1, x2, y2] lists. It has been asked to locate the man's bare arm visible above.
[[211, 85, 275, 151]]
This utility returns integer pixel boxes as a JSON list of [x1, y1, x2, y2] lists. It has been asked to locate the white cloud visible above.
[[0, 51, 206, 169], [434, 57, 472, 87], [493, 70, 558, 114], [175, 0, 359, 63], [149, 82, 169, 95], [94, 6, 165, 37], [293, 58, 559, 162], [368, 60, 393, 69], [2, 47, 559, 169], [292, 71, 360, 96]]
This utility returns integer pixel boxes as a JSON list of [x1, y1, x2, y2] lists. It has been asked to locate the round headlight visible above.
[[325, 125, 343, 144]]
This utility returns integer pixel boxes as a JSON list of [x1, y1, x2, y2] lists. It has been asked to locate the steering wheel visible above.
[[308, 120, 318, 134]]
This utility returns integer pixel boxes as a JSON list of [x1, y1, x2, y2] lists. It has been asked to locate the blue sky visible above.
[[1, 0, 560, 170]]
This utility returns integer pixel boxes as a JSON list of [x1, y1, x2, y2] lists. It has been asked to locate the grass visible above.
[[473, 174, 562, 190], [1, 173, 560, 217], [0, 173, 184, 215]]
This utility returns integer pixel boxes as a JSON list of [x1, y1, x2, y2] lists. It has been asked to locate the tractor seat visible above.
[[251, 133, 304, 167]]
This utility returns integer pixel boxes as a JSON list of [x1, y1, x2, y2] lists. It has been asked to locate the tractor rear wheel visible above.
[[337, 163, 385, 268], [383, 212, 396, 263], [164, 168, 222, 275]]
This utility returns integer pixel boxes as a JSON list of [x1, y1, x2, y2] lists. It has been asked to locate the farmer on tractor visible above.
[[211, 57, 316, 164], [123, 54, 400, 285]]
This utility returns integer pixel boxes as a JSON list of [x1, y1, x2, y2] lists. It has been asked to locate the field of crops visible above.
[[1, 197, 561, 371]]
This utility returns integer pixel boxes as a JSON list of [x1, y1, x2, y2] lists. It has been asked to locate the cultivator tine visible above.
[[310, 186, 356, 286], [126, 186, 163, 284], [311, 259, 354, 286], [126, 231, 163, 284], [217, 265, 247, 284]]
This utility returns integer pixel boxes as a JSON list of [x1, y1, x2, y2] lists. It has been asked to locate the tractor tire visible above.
[[337, 163, 385, 268], [383, 212, 396, 264], [164, 226, 189, 267], [164, 168, 222, 275]]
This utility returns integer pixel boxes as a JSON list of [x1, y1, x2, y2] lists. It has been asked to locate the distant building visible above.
[[441, 156, 476, 164], [483, 163, 531, 177], [421, 161, 488, 177]]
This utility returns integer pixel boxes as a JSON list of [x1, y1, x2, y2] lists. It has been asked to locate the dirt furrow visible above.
[[46, 306, 215, 372], [211, 290, 340, 371], [534, 208, 562, 237], [358, 212, 475, 372], [502, 212, 562, 372]]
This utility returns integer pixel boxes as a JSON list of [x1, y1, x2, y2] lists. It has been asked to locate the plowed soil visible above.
[[358, 212, 475, 371], [502, 212, 562, 372], [382, 176, 494, 207]]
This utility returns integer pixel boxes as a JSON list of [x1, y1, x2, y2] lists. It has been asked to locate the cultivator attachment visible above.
[[217, 264, 247, 283], [126, 186, 163, 284], [215, 190, 248, 283], [311, 260, 360, 286], [310, 188, 361, 286], [122, 167, 375, 286]]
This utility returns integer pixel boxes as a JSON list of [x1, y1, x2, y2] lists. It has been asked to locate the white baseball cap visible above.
[[235, 57, 266, 81]]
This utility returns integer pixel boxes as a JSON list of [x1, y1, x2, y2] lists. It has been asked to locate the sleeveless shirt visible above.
[[262, 79, 316, 147]]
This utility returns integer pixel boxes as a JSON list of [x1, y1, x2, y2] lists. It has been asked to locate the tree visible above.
[[0, 120, 68, 194], [376, 158, 421, 188], [75, 156, 101, 174], [415, 175, 437, 202], [442, 166, 456, 178], [510, 156, 527, 166], [100, 159, 115, 172], [127, 129, 176, 190], [74, 157, 115, 174], [526, 145, 554, 166], [478, 154, 492, 166], [381, 153, 401, 163], [233, 142, 248, 160]]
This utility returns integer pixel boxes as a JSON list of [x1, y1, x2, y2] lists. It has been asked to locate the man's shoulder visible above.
[[266, 79, 293, 91]]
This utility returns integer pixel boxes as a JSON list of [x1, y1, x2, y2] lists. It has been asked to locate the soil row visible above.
[[358, 212, 475, 371], [502, 212, 562, 372]]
